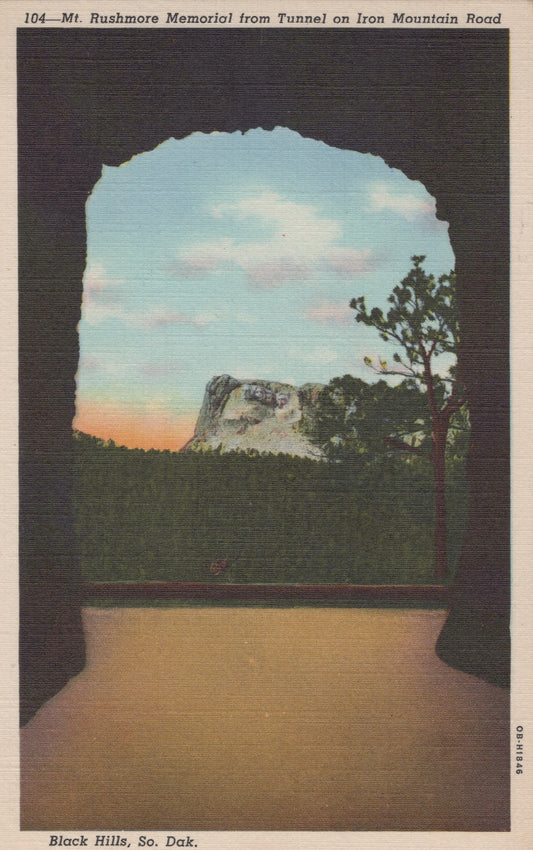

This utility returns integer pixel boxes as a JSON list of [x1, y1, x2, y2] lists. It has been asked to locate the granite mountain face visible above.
[[183, 374, 326, 459]]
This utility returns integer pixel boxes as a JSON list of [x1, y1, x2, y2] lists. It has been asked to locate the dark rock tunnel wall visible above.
[[18, 28, 510, 724]]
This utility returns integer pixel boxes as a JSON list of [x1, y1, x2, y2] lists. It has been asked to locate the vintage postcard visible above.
[[1, 1, 532, 847]]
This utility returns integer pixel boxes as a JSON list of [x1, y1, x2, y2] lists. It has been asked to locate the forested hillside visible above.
[[73, 431, 467, 585]]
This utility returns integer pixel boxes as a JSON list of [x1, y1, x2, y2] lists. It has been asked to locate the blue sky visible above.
[[75, 127, 455, 450]]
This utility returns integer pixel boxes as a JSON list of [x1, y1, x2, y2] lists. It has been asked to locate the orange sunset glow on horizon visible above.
[[74, 404, 197, 452]]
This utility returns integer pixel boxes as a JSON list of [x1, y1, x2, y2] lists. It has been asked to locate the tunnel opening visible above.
[[74, 127, 462, 591], [18, 28, 510, 730]]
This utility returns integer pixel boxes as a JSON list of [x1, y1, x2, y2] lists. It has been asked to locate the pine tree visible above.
[[350, 255, 465, 581]]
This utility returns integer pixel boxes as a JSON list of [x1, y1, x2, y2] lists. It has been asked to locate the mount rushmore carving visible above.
[[183, 374, 326, 459]]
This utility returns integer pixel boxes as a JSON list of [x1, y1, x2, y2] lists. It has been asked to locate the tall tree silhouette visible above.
[[351, 255, 466, 581]]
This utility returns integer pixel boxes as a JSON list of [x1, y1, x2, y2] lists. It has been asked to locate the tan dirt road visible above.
[[20, 607, 509, 831]]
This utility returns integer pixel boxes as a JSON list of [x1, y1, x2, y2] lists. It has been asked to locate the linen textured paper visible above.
[[1, 2, 532, 847]]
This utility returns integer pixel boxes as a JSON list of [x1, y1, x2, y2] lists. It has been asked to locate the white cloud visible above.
[[84, 264, 109, 296], [81, 264, 124, 324], [80, 264, 219, 330], [212, 191, 342, 246], [325, 248, 373, 277], [77, 355, 103, 372], [302, 300, 353, 325], [167, 246, 231, 279], [246, 258, 313, 289], [171, 191, 374, 288], [368, 182, 436, 222], [127, 308, 220, 330]]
